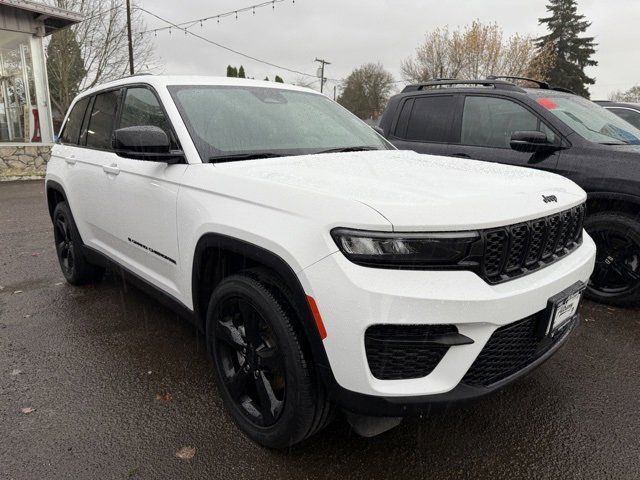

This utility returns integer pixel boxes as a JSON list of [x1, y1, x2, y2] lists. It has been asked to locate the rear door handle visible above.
[[451, 153, 470, 158], [64, 154, 76, 165], [102, 164, 120, 175]]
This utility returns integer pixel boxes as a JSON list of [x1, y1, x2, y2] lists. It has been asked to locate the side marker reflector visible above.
[[306, 295, 327, 340]]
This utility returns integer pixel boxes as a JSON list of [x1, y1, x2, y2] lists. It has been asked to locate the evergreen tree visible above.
[[46, 29, 86, 125], [534, 0, 597, 97], [238, 65, 246, 78], [274, 75, 284, 83], [264, 76, 269, 81], [227, 65, 238, 77]]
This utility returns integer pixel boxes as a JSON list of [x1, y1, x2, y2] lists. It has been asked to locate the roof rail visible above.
[[402, 79, 525, 93], [486, 76, 580, 95], [485, 75, 550, 89]]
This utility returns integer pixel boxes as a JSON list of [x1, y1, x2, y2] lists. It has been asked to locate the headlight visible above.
[[331, 228, 480, 268]]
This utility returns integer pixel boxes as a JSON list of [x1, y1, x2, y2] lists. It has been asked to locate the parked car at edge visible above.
[[594, 100, 640, 130], [379, 78, 640, 307], [46, 75, 595, 448]]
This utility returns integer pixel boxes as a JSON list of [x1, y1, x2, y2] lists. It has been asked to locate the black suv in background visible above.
[[595, 100, 640, 129], [378, 78, 640, 307]]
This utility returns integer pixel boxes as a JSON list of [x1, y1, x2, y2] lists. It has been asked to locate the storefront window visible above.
[[0, 32, 39, 143]]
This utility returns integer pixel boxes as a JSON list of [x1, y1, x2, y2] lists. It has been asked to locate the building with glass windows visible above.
[[0, 0, 81, 178]]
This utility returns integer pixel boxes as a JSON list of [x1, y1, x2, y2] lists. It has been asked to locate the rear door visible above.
[[449, 95, 562, 171], [104, 85, 187, 297], [388, 94, 458, 156]]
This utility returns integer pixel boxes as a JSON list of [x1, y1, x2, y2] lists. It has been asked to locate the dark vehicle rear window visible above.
[[396, 95, 457, 143]]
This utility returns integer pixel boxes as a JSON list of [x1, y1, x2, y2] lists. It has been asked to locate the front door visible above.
[[448, 95, 562, 172], [104, 86, 187, 298]]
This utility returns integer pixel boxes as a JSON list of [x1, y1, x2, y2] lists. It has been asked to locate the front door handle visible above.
[[451, 153, 470, 158], [103, 164, 120, 175]]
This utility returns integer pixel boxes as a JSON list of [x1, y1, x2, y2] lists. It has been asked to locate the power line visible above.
[[137, 7, 340, 82], [139, 0, 287, 36]]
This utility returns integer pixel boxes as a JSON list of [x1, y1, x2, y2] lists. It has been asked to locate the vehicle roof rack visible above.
[[486, 76, 578, 95], [402, 79, 526, 93]]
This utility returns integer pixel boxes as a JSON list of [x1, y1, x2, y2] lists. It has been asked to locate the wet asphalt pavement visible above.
[[1, 180, 639, 479]]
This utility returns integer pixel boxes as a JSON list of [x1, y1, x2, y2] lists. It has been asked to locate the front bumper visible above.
[[301, 232, 596, 408], [320, 314, 579, 416]]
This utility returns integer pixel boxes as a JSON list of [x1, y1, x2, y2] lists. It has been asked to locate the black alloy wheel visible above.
[[54, 213, 75, 277], [206, 273, 333, 448], [213, 295, 286, 427], [585, 212, 640, 307], [52, 202, 104, 286]]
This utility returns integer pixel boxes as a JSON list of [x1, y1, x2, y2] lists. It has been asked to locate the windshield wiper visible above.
[[314, 146, 382, 154], [208, 152, 286, 163]]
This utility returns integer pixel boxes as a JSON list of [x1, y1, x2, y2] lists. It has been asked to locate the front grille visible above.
[[480, 204, 585, 284], [462, 314, 574, 387], [365, 324, 457, 380]]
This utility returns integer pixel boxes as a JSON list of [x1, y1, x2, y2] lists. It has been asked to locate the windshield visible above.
[[530, 92, 640, 145], [168, 85, 390, 161]]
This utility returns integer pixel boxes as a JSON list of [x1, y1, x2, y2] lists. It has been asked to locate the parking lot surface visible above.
[[1, 180, 640, 479]]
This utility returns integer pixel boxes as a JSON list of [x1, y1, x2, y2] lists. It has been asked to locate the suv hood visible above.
[[215, 150, 586, 231]]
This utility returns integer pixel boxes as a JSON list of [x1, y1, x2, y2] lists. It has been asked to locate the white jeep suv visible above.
[[46, 75, 596, 448]]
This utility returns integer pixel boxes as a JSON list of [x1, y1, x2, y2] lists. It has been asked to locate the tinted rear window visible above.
[[400, 95, 456, 143], [60, 97, 89, 145]]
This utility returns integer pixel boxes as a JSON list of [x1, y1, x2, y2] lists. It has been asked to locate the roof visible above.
[[594, 100, 640, 109], [77, 74, 321, 99], [0, 0, 83, 34]]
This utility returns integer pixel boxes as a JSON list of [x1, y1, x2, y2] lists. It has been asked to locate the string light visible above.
[[137, 7, 340, 83], [139, 0, 287, 36]]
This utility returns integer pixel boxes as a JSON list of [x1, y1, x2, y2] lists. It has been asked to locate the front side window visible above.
[[85, 90, 120, 150], [60, 97, 89, 145], [461, 96, 555, 148], [530, 92, 640, 145], [169, 85, 389, 161], [608, 107, 640, 130], [120, 87, 177, 148], [401, 95, 457, 143]]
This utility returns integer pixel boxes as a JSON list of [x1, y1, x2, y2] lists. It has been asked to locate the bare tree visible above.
[[337, 63, 394, 120], [46, 0, 159, 117], [609, 86, 640, 103], [401, 21, 538, 82]]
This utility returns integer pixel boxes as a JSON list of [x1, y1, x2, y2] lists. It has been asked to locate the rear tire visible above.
[[206, 273, 332, 448], [52, 202, 104, 286], [584, 212, 640, 307]]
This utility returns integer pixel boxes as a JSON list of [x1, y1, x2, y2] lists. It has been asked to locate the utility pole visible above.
[[126, 0, 134, 75], [314, 58, 330, 93]]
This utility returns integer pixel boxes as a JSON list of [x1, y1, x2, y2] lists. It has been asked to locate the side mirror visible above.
[[112, 126, 183, 163], [510, 131, 557, 153]]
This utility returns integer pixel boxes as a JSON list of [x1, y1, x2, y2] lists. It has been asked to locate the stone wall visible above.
[[0, 145, 52, 180]]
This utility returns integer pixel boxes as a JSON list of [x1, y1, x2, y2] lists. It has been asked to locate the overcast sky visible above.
[[142, 0, 639, 99]]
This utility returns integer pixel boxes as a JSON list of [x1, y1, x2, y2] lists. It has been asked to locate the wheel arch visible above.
[[45, 180, 68, 220], [191, 232, 331, 370], [586, 192, 640, 218]]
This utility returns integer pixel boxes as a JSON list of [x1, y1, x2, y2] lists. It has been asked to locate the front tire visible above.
[[206, 273, 331, 448], [52, 202, 104, 286], [584, 212, 640, 307]]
